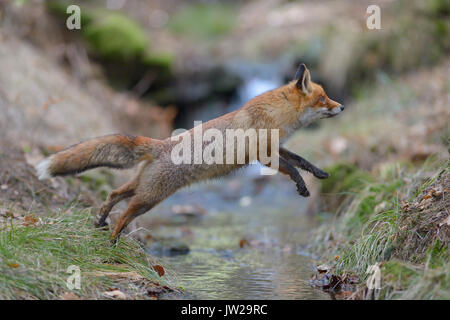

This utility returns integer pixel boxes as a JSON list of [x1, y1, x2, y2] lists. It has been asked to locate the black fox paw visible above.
[[297, 185, 310, 197], [95, 219, 108, 228], [314, 170, 329, 179], [110, 237, 119, 246]]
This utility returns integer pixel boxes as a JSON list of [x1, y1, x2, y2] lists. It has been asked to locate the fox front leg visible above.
[[278, 157, 310, 197], [279, 147, 329, 179]]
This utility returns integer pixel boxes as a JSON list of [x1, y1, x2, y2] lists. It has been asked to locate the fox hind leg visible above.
[[111, 197, 156, 239], [97, 161, 149, 228], [96, 180, 136, 228]]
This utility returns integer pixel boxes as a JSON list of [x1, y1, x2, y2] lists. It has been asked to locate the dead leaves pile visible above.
[[402, 185, 447, 213], [398, 172, 450, 251]]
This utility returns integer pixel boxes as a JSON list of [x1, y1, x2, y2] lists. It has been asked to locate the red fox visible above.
[[36, 64, 344, 238]]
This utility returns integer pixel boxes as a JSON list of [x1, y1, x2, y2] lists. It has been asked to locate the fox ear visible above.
[[294, 64, 312, 95]]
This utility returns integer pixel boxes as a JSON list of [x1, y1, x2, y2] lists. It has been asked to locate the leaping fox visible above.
[[36, 64, 344, 238]]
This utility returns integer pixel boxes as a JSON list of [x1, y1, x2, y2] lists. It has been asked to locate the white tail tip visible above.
[[36, 157, 53, 180]]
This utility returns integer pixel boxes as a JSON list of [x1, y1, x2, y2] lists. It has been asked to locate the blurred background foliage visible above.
[[37, 0, 449, 127]]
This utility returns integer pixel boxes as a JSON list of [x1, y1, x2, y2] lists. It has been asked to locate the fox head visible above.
[[291, 63, 344, 125]]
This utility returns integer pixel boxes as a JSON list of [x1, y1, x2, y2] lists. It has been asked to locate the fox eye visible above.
[[319, 97, 326, 104]]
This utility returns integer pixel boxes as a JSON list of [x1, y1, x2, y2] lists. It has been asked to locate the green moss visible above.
[[169, 3, 236, 39], [47, 1, 175, 70], [142, 52, 175, 71], [83, 12, 149, 61], [427, 0, 450, 15], [355, 195, 377, 223], [321, 163, 373, 194]]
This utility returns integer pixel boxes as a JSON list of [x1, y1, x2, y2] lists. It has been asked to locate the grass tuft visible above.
[[0, 208, 168, 299]]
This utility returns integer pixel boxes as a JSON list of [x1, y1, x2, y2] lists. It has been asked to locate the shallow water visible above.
[[145, 167, 329, 299]]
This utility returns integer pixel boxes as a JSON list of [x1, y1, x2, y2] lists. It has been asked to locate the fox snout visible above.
[[328, 104, 344, 117]]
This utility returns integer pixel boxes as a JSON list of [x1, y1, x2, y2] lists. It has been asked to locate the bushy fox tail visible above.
[[36, 134, 160, 180]]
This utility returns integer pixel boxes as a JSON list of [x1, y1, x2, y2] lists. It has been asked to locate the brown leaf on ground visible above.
[[239, 238, 249, 248], [152, 265, 165, 277], [22, 215, 38, 226], [401, 201, 410, 212]]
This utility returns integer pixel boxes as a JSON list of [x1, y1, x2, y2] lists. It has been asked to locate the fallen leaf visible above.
[[153, 265, 165, 277], [8, 263, 19, 268], [432, 190, 442, 197], [239, 238, 249, 248], [22, 216, 38, 226]]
